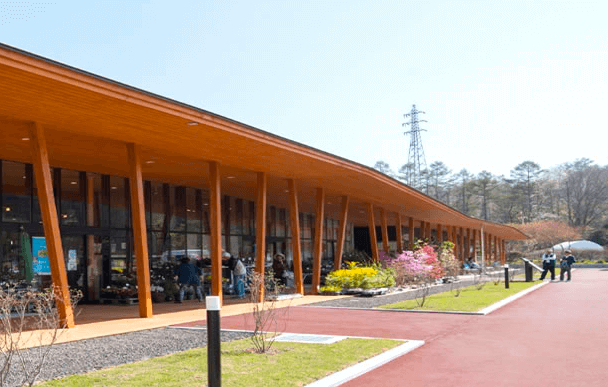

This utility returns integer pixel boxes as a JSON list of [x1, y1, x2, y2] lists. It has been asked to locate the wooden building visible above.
[[0, 43, 527, 327]]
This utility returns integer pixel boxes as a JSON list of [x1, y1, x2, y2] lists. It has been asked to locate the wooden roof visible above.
[[0, 43, 527, 240]]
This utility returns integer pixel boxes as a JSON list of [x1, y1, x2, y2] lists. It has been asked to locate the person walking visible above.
[[560, 250, 576, 281], [539, 249, 557, 281], [222, 252, 247, 298], [174, 257, 204, 303]]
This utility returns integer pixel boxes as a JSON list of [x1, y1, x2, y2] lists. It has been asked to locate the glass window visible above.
[[86, 173, 103, 228], [229, 197, 242, 235], [109, 230, 131, 285], [147, 182, 166, 231], [202, 190, 210, 234], [187, 233, 202, 260], [60, 169, 85, 227], [242, 199, 251, 236], [186, 188, 202, 233], [267, 206, 276, 237], [229, 235, 241, 257], [2, 161, 31, 223], [170, 187, 186, 232], [110, 176, 129, 229], [170, 232, 186, 260], [277, 208, 286, 237]]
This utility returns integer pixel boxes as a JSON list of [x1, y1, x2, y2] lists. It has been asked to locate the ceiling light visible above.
[[111, 186, 118, 190], [70, 181, 78, 185], [21, 137, 30, 141], [186, 122, 199, 126], [226, 176, 235, 179], [145, 160, 155, 164]]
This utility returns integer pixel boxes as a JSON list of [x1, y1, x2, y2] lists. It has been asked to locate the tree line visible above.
[[373, 158, 608, 243]]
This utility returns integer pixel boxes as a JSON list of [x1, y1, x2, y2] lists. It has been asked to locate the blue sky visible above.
[[1, 0, 606, 177]]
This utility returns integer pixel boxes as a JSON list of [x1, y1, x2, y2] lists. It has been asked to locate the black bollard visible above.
[[504, 264, 509, 289], [206, 296, 221, 387]]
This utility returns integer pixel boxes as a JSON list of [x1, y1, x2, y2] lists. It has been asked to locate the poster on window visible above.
[[32, 237, 51, 275]]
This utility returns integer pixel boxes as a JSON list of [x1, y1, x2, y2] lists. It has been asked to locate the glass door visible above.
[[62, 235, 86, 300]]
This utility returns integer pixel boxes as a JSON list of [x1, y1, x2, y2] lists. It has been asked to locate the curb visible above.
[[304, 340, 425, 387], [477, 280, 550, 315]]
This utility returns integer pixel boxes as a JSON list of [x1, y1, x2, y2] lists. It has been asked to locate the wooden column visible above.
[[395, 214, 403, 252], [311, 188, 325, 294], [502, 239, 506, 264], [380, 208, 389, 254], [419, 221, 425, 240], [127, 143, 153, 318], [29, 123, 74, 327], [459, 227, 465, 262], [209, 162, 224, 304], [368, 203, 379, 262], [334, 195, 349, 271], [427, 222, 432, 242], [437, 224, 443, 243], [408, 218, 415, 248], [288, 179, 304, 294], [254, 172, 267, 301], [471, 229, 478, 260], [494, 236, 498, 263]]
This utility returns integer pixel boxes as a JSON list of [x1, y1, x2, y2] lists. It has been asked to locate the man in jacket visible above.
[[174, 257, 204, 303], [539, 249, 557, 281], [560, 250, 576, 282]]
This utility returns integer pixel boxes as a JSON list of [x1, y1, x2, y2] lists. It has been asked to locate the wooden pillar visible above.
[[312, 188, 325, 294], [502, 239, 506, 264], [368, 203, 379, 262], [380, 208, 389, 254], [29, 122, 74, 328], [494, 236, 498, 263], [288, 179, 304, 294], [209, 162, 224, 304], [127, 143, 153, 318], [408, 218, 415, 248], [254, 172, 267, 301], [427, 222, 432, 242], [437, 224, 443, 243], [453, 227, 460, 262], [395, 214, 403, 252], [459, 227, 465, 261], [334, 195, 349, 271], [472, 229, 478, 260], [419, 221, 426, 240]]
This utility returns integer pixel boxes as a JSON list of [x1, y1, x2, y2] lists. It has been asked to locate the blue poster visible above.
[[32, 237, 51, 275]]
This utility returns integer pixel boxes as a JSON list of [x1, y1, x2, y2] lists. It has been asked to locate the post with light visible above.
[[504, 264, 509, 289], [206, 296, 221, 387]]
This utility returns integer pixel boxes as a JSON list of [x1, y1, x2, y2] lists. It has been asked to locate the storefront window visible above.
[[2, 161, 31, 223], [60, 169, 85, 227], [186, 188, 202, 233], [110, 176, 129, 229], [170, 187, 186, 232], [229, 197, 242, 235]]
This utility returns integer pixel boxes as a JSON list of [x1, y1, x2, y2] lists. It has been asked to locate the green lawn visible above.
[[40, 337, 402, 387], [378, 281, 542, 312]]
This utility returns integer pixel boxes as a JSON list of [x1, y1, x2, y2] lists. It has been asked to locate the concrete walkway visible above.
[[201, 269, 608, 387]]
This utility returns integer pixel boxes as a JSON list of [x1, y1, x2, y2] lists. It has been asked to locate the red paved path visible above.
[[179, 269, 608, 387]]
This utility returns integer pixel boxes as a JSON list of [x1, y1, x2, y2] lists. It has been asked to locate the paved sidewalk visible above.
[[205, 269, 608, 387]]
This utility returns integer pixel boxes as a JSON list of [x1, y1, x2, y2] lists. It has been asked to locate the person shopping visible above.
[[539, 249, 557, 281], [560, 250, 576, 281]]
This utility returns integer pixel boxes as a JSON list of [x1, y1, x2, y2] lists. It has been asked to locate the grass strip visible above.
[[40, 337, 402, 387], [378, 281, 541, 312]]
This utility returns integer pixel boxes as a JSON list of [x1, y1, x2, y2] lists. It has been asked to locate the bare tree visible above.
[[1, 286, 81, 387], [561, 159, 608, 228], [245, 272, 287, 354]]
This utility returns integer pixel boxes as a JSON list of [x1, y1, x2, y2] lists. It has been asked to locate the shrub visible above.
[[324, 263, 395, 291], [381, 242, 444, 286]]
